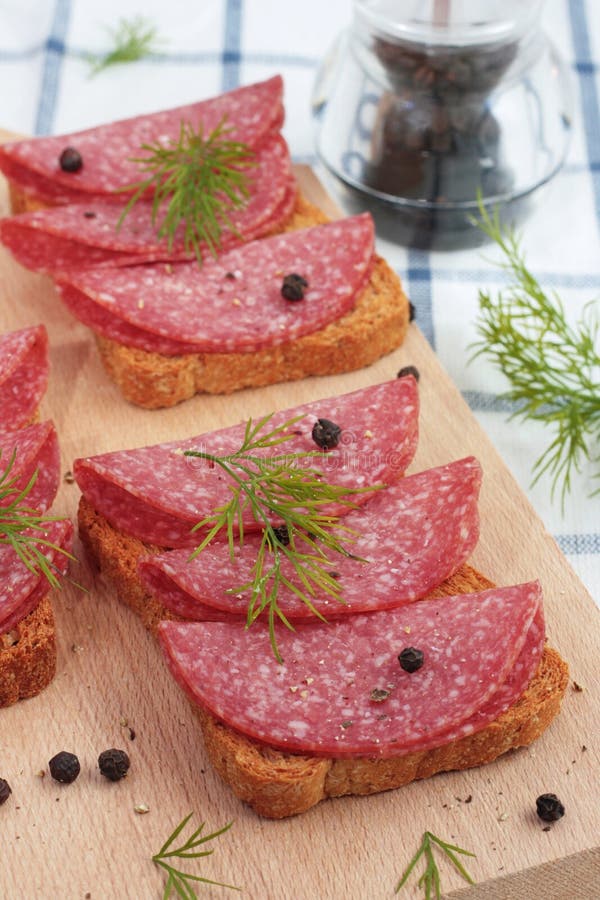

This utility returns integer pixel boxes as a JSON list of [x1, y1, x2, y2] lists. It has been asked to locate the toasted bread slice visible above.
[[78, 496, 569, 817], [0, 596, 57, 707], [94, 251, 409, 407], [196, 644, 567, 818], [92, 197, 410, 408]]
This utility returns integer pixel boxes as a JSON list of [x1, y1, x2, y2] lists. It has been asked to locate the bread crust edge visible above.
[[0, 596, 57, 707]]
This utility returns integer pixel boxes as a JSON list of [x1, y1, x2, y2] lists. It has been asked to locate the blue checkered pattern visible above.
[[0, 0, 598, 604]]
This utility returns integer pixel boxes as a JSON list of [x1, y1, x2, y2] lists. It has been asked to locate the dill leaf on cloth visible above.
[[471, 203, 600, 509], [89, 16, 164, 76]]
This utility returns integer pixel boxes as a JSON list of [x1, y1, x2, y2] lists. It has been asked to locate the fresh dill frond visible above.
[[89, 16, 163, 76], [395, 831, 476, 898], [184, 413, 381, 660], [0, 450, 73, 589], [471, 201, 600, 509], [117, 117, 255, 264], [152, 813, 240, 898]]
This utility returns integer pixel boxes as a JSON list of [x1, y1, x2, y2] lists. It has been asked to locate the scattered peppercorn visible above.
[[535, 793, 565, 822], [48, 751, 81, 784], [83, 210, 96, 219], [0, 778, 12, 805], [281, 273, 308, 301], [98, 748, 131, 782], [397, 364, 420, 381], [409, 301, 416, 322], [312, 418, 342, 450], [59, 147, 83, 173], [271, 524, 290, 546], [398, 646, 425, 673]]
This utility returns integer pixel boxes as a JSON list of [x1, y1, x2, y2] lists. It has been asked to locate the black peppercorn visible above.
[[48, 751, 81, 784], [281, 273, 308, 301], [398, 647, 425, 673], [536, 793, 565, 822], [397, 365, 420, 382], [98, 748, 131, 782], [409, 301, 416, 322], [312, 418, 342, 450], [0, 778, 12, 805], [271, 524, 290, 546], [59, 147, 83, 173], [83, 210, 96, 219]]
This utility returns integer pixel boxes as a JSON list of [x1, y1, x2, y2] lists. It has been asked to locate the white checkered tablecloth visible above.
[[0, 0, 598, 605]]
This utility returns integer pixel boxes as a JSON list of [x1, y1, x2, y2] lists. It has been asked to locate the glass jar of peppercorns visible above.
[[314, 0, 571, 248]]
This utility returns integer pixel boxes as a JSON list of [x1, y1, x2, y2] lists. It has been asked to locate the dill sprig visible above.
[[0, 451, 72, 589], [89, 16, 163, 76], [185, 414, 380, 661], [152, 813, 240, 898], [395, 831, 476, 898], [118, 118, 255, 264], [471, 202, 600, 509]]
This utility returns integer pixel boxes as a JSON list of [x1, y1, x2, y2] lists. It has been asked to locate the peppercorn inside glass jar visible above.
[[314, 0, 572, 249]]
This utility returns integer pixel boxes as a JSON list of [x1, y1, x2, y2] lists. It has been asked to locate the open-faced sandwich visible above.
[[74, 375, 569, 817], [0, 325, 73, 706], [0, 78, 410, 407]]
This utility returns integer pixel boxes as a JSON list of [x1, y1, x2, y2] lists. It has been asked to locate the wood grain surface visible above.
[[0, 151, 598, 900]]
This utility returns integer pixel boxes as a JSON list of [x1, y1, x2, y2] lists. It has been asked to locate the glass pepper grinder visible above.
[[314, 0, 572, 249]]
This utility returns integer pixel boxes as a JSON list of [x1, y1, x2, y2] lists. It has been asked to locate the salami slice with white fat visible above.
[[415, 604, 545, 752], [139, 457, 482, 622], [0, 326, 49, 430], [0, 519, 73, 633], [74, 377, 419, 548], [0, 422, 60, 512], [54, 214, 374, 355], [0, 137, 295, 272], [158, 581, 543, 758], [0, 77, 284, 204]]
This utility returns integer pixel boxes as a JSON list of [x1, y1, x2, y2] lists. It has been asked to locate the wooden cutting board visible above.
[[0, 149, 598, 900]]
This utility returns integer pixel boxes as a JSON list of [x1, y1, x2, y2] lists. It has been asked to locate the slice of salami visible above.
[[0, 422, 60, 512], [139, 457, 482, 622], [55, 214, 374, 355], [0, 518, 73, 633], [74, 377, 419, 548], [412, 605, 545, 753], [0, 325, 49, 430], [158, 581, 542, 758], [255, 181, 298, 237], [0, 77, 284, 204], [0, 137, 295, 272]]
